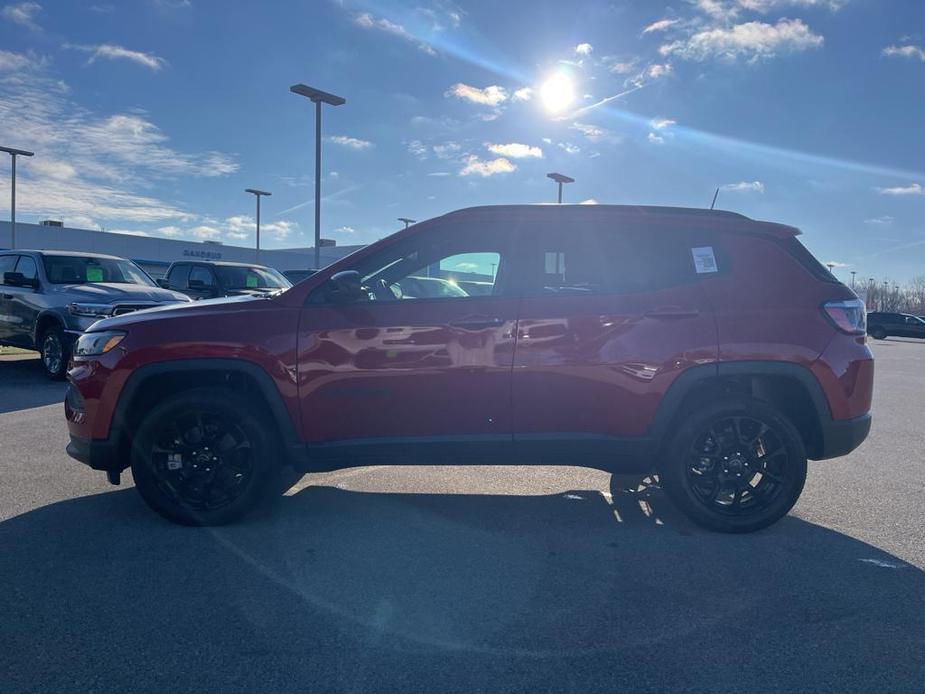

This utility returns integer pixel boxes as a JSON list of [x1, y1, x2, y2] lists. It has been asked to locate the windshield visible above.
[[42, 255, 155, 286], [214, 266, 290, 290]]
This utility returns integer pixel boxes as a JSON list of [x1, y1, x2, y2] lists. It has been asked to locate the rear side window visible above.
[[189, 266, 215, 286], [777, 237, 838, 283], [167, 264, 190, 290], [15, 255, 37, 280], [529, 227, 700, 295]]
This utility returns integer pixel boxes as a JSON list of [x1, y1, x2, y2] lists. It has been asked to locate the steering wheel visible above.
[[368, 278, 399, 301]]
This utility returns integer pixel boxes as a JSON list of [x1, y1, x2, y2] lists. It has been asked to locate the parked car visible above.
[[158, 260, 291, 300], [866, 311, 925, 340], [395, 275, 468, 299], [457, 280, 494, 296], [282, 269, 318, 284], [65, 205, 873, 532], [0, 250, 190, 378]]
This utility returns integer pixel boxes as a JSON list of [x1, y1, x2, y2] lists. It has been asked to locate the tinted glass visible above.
[[529, 227, 697, 295], [167, 264, 190, 290], [189, 266, 215, 287], [15, 256, 37, 280], [322, 224, 510, 303], [0, 255, 17, 280], [214, 266, 289, 289], [42, 255, 155, 286]]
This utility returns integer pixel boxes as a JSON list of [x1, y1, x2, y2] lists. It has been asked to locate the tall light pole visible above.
[[850, 270, 856, 289], [1, 146, 34, 249], [398, 217, 416, 229], [290, 84, 345, 269], [245, 188, 271, 263], [547, 172, 574, 204]]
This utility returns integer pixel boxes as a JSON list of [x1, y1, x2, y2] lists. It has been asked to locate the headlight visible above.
[[75, 330, 126, 357], [69, 302, 113, 318]]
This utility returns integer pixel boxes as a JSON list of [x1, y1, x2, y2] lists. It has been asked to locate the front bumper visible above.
[[66, 434, 122, 472], [815, 412, 872, 460]]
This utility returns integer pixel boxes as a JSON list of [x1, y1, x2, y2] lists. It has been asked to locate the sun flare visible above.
[[540, 72, 576, 114]]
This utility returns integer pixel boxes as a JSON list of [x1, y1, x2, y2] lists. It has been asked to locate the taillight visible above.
[[822, 299, 866, 335]]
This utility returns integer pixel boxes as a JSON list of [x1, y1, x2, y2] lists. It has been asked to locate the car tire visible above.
[[658, 397, 807, 533], [869, 327, 887, 340], [130, 388, 281, 526], [39, 324, 69, 380]]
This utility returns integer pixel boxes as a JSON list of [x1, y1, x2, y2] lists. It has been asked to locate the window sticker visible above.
[[246, 274, 258, 288], [691, 246, 718, 274], [86, 267, 104, 282]]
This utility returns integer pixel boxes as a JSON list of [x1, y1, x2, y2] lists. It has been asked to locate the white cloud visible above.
[[643, 18, 680, 34], [570, 122, 619, 143], [459, 155, 515, 177], [647, 62, 673, 78], [512, 86, 533, 101], [650, 118, 676, 130], [579, 198, 598, 205], [328, 135, 373, 150], [486, 142, 543, 158], [0, 49, 43, 72], [190, 225, 221, 239], [648, 132, 665, 144], [864, 216, 894, 226], [333, 225, 355, 234], [224, 214, 296, 241], [877, 183, 924, 196], [607, 57, 640, 74], [824, 260, 851, 268], [432, 141, 461, 159], [446, 83, 508, 106], [157, 225, 183, 236], [720, 180, 765, 193], [109, 228, 149, 237], [738, 0, 848, 12], [66, 43, 167, 71], [558, 142, 581, 155], [407, 139, 428, 159], [0, 64, 236, 224], [1, 2, 41, 30], [883, 44, 925, 62], [661, 18, 823, 62], [575, 43, 593, 56], [353, 12, 436, 55], [427, 171, 451, 176]]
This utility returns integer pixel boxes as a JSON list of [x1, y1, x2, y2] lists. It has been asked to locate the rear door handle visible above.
[[449, 316, 504, 330], [644, 307, 700, 319]]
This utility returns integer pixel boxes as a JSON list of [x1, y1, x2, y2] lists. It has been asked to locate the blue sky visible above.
[[1, 0, 924, 281]]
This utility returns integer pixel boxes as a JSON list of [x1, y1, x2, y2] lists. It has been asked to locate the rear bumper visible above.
[[815, 412, 871, 460], [66, 434, 122, 472]]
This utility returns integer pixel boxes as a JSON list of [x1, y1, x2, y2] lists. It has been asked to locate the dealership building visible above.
[[0, 220, 364, 278]]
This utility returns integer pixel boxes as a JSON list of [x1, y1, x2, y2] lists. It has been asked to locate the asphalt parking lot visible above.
[[1, 342, 924, 693]]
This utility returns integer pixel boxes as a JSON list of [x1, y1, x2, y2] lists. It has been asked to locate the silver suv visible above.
[[0, 250, 190, 378]]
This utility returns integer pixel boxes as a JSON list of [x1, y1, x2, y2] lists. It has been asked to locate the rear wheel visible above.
[[659, 398, 807, 533], [130, 388, 280, 526], [869, 327, 887, 340], [39, 325, 69, 380]]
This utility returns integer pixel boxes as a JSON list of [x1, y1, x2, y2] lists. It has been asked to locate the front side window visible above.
[[167, 264, 190, 290], [528, 226, 698, 296], [15, 256, 37, 280], [42, 255, 155, 286], [317, 225, 510, 303], [214, 266, 289, 290], [0, 255, 17, 281]]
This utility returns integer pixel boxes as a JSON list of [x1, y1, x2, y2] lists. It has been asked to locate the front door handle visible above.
[[644, 307, 700, 319], [449, 316, 504, 330]]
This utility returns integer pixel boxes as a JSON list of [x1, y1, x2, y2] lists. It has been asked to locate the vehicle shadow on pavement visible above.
[[2, 478, 923, 694], [0, 355, 66, 414]]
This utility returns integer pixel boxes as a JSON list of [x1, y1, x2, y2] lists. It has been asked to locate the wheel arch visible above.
[[110, 359, 304, 472], [33, 310, 66, 347], [650, 361, 832, 460]]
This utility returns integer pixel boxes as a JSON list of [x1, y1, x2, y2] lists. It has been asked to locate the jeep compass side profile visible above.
[[65, 205, 873, 532]]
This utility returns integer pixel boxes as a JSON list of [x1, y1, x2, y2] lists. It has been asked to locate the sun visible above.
[[540, 71, 576, 114]]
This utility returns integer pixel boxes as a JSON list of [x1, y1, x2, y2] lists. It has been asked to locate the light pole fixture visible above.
[[547, 172, 574, 204], [850, 270, 856, 289], [398, 217, 416, 229], [1, 145, 34, 249], [290, 83, 346, 269], [245, 188, 271, 263]]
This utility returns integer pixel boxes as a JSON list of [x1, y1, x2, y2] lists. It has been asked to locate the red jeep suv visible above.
[[64, 205, 873, 532]]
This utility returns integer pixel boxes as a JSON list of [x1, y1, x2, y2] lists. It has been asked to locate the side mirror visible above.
[[3, 272, 38, 289], [324, 270, 364, 303], [156, 278, 169, 289]]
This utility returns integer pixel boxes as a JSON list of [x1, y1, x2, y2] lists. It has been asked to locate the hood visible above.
[[88, 292, 269, 331], [53, 282, 190, 303]]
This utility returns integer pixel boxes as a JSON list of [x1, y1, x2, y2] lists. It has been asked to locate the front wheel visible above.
[[869, 327, 886, 340], [659, 398, 807, 533], [130, 388, 280, 526], [39, 325, 69, 380]]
